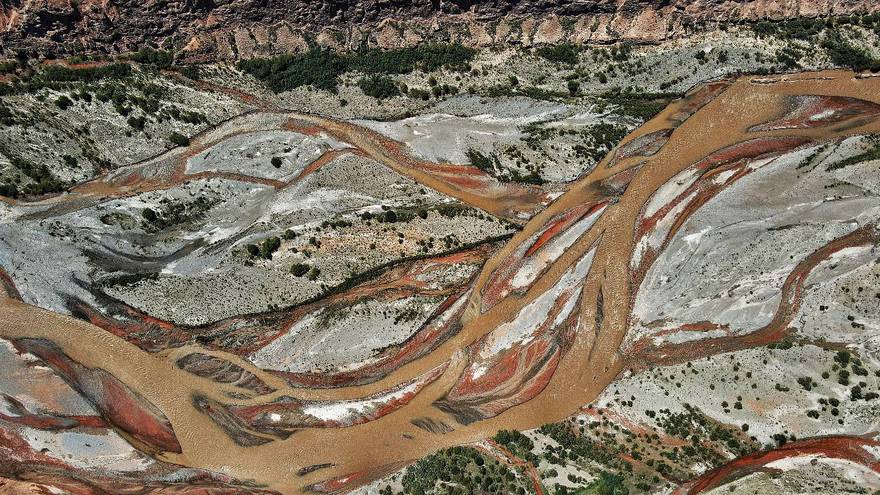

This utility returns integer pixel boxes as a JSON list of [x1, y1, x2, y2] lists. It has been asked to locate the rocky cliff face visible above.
[[1, 0, 878, 61]]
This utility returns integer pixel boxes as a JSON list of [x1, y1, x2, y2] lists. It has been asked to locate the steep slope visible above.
[[2, 0, 879, 60]]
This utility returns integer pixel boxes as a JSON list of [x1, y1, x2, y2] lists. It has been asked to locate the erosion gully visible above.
[[2, 70, 880, 493]]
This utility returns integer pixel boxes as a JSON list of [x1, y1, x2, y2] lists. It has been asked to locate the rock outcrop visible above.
[[1, 0, 878, 61]]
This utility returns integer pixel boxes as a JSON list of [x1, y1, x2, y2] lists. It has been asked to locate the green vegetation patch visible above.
[[39, 63, 133, 84], [826, 138, 880, 171], [130, 48, 173, 68], [493, 430, 540, 465], [246, 236, 282, 260], [358, 75, 400, 99], [238, 44, 475, 93], [140, 195, 220, 231], [599, 89, 681, 121], [466, 148, 544, 185], [536, 44, 583, 65], [400, 445, 533, 495]]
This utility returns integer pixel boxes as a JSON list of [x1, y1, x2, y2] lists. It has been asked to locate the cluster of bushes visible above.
[[41, 63, 132, 83], [465, 148, 543, 184], [0, 101, 17, 125], [238, 44, 475, 93], [139, 195, 219, 231], [358, 43, 475, 73], [749, 17, 880, 72], [0, 60, 18, 75], [573, 123, 629, 162], [130, 48, 173, 68], [751, 14, 880, 42], [246, 236, 281, 260], [493, 430, 539, 465], [561, 472, 628, 495], [466, 148, 498, 175], [169, 132, 190, 146], [821, 30, 880, 72], [30, 66, 206, 136], [600, 89, 681, 121], [179, 65, 200, 80], [751, 17, 829, 41], [826, 140, 880, 171], [536, 43, 583, 64], [0, 61, 128, 96], [0, 183, 19, 198], [361, 209, 400, 223], [776, 45, 805, 70], [400, 446, 530, 495], [289, 262, 320, 280], [0, 150, 67, 197], [539, 421, 624, 470], [358, 75, 400, 99]]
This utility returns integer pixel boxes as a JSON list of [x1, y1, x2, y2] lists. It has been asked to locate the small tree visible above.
[[271, 156, 282, 168], [259, 236, 281, 259], [290, 263, 310, 277], [127, 116, 146, 130], [55, 95, 73, 110], [141, 208, 158, 222], [169, 132, 190, 147]]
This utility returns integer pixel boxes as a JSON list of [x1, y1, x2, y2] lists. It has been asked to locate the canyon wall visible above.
[[1, 0, 879, 61]]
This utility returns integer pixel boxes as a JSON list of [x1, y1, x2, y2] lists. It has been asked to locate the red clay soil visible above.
[[12, 338, 183, 454], [674, 435, 880, 494], [749, 94, 880, 131], [0, 267, 22, 301]]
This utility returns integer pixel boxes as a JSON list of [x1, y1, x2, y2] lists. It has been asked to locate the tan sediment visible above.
[[3, 70, 880, 494]]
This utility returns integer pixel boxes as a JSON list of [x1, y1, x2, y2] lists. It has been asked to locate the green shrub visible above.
[[822, 30, 880, 72], [239, 49, 346, 93], [55, 95, 73, 109], [466, 149, 496, 174], [127, 115, 146, 130], [358, 75, 400, 99], [601, 89, 681, 121], [0, 183, 19, 198], [131, 48, 173, 68], [169, 132, 190, 146], [536, 43, 583, 64], [382, 210, 398, 223], [0, 60, 17, 75], [179, 65, 200, 80], [290, 263, 310, 277], [41, 63, 132, 83], [259, 236, 281, 259], [238, 44, 475, 93]]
